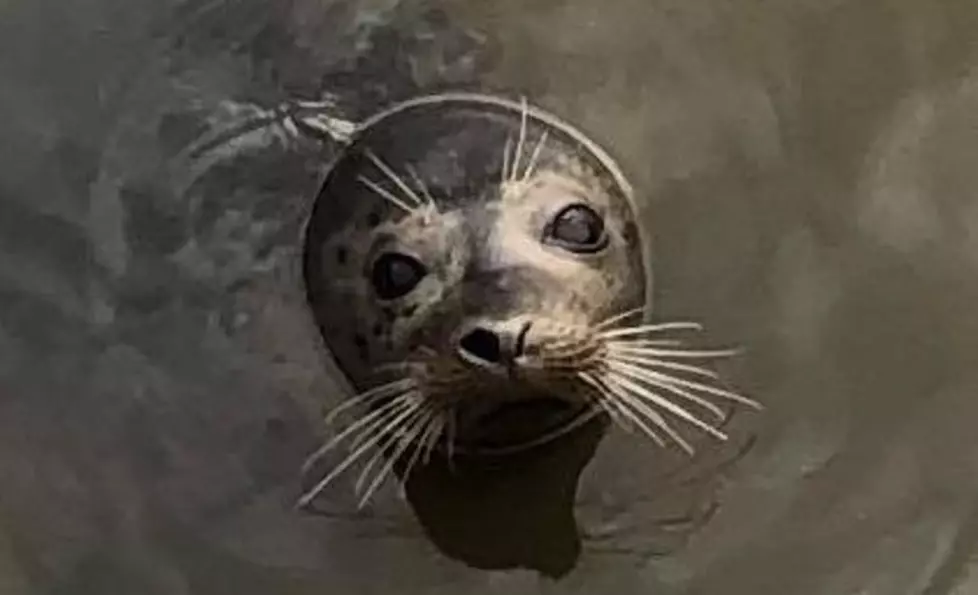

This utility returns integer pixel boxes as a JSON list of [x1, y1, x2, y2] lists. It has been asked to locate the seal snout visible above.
[[455, 320, 532, 372]]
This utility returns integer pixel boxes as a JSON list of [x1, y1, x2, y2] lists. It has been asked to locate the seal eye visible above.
[[544, 204, 608, 253], [370, 252, 427, 300]]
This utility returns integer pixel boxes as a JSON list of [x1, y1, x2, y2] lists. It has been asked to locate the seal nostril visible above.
[[458, 327, 502, 364]]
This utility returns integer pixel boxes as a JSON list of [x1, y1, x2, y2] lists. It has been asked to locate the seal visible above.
[[299, 93, 761, 509]]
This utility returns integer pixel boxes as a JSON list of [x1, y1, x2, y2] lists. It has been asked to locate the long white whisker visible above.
[[604, 375, 696, 454], [299, 422, 396, 509], [324, 378, 417, 426], [577, 372, 636, 434], [521, 130, 549, 182], [603, 358, 725, 419], [349, 397, 422, 449], [403, 411, 443, 485], [610, 339, 685, 348], [593, 307, 645, 331], [404, 163, 436, 207], [302, 396, 410, 475], [639, 368, 762, 410], [296, 398, 421, 508], [606, 350, 720, 380], [357, 175, 415, 214], [357, 408, 433, 509], [606, 344, 742, 359], [511, 96, 529, 182], [604, 363, 728, 440], [481, 406, 603, 455], [363, 149, 425, 207], [580, 372, 667, 448], [353, 406, 427, 494], [501, 135, 513, 184], [422, 415, 446, 465], [599, 322, 704, 339]]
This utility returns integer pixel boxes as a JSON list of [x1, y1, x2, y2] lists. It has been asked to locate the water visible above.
[[1, 0, 977, 593]]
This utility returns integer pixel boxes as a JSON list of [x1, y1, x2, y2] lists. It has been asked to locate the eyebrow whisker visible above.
[[362, 149, 426, 208], [522, 130, 549, 183], [511, 96, 529, 183], [357, 175, 416, 214]]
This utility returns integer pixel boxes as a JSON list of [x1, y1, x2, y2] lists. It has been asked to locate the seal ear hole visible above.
[[335, 246, 348, 265], [543, 204, 609, 254], [370, 252, 428, 300]]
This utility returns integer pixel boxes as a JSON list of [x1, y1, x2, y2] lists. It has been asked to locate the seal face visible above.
[[300, 94, 759, 508]]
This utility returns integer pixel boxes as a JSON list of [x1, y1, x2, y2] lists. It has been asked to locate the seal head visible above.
[[300, 94, 758, 507]]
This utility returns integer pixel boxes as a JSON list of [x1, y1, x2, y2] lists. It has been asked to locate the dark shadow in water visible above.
[[296, 412, 608, 578], [400, 417, 608, 578]]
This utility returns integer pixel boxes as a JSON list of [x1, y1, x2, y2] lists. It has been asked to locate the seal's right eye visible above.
[[370, 252, 427, 300]]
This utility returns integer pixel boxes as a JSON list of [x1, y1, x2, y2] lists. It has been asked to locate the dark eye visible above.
[[370, 252, 427, 300], [544, 204, 608, 253]]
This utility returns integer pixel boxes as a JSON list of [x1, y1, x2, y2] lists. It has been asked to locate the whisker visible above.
[[599, 322, 704, 339], [480, 405, 603, 455], [324, 378, 417, 426], [577, 372, 638, 435], [423, 415, 446, 465], [639, 368, 762, 410], [610, 339, 684, 348], [357, 408, 433, 509], [581, 372, 669, 448], [604, 375, 697, 455], [404, 163, 436, 207], [302, 396, 411, 475], [298, 422, 395, 509], [605, 350, 720, 380], [362, 149, 426, 207], [521, 130, 549, 182], [604, 362, 729, 439], [357, 175, 415, 214], [348, 396, 424, 450], [403, 410, 443, 484], [501, 135, 513, 184], [593, 307, 645, 331], [296, 397, 422, 508], [603, 357, 726, 419], [606, 343, 741, 359], [353, 406, 427, 494], [511, 96, 529, 182]]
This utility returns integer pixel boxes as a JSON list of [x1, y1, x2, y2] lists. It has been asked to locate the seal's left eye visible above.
[[544, 204, 608, 253], [371, 252, 427, 300]]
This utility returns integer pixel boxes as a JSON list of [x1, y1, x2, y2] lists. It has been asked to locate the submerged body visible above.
[[300, 94, 759, 507]]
